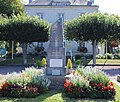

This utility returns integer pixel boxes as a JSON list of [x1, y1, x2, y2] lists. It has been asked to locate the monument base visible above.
[[46, 75, 72, 90], [46, 67, 66, 76]]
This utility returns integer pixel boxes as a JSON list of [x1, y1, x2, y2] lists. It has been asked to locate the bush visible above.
[[113, 54, 120, 59], [104, 53, 113, 59], [36, 60, 42, 68], [96, 53, 114, 59], [42, 58, 47, 67], [96, 54, 103, 59], [64, 67, 116, 99], [64, 76, 91, 98], [66, 59, 72, 69], [75, 60, 81, 67], [75, 54, 84, 60], [0, 67, 51, 98]]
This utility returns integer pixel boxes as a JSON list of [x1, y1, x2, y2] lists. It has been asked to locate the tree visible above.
[[1, 13, 50, 65], [65, 13, 120, 66], [0, 0, 24, 17]]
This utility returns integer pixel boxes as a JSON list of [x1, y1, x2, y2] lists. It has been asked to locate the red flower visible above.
[[108, 82, 114, 87], [113, 88, 116, 95], [64, 79, 72, 88], [98, 83, 103, 88], [65, 79, 69, 83], [64, 83, 68, 88], [103, 87, 108, 91], [107, 86, 111, 90], [77, 88, 81, 92]]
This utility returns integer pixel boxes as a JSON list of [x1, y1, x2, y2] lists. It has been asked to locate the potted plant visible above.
[[42, 58, 47, 74], [36, 60, 42, 68], [66, 58, 72, 74], [75, 59, 81, 68]]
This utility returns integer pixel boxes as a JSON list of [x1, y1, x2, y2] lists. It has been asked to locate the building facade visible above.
[[24, 0, 99, 55]]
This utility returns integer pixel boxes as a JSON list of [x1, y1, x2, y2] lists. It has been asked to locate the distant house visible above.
[[24, 0, 99, 55]]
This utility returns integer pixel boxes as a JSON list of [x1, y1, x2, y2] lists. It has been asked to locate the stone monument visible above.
[[46, 18, 66, 76]]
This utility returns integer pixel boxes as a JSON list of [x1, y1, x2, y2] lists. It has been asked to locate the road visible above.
[[0, 65, 120, 77]]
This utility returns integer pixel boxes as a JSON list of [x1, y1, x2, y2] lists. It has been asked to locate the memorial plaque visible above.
[[52, 69, 60, 76], [50, 59, 63, 67]]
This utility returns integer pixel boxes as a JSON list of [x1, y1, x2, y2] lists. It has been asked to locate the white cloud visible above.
[[94, 0, 120, 15]]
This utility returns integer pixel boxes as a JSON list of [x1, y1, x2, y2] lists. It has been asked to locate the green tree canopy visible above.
[[65, 13, 120, 65], [2, 13, 50, 43], [65, 13, 120, 42], [1, 13, 50, 65], [0, 0, 24, 17]]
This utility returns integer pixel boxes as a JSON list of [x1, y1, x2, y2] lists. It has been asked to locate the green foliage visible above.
[[78, 67, 110, 86], [0, 0, 24, 17], [36, 60, 42, 68], [65, 13, 120, 42], [113, 54, 120, 59], [1, 13, 50, 43], [64, 67, 115, 99], [104, 53, 113, 59], [74, 60, 81, 66], [29, 75, 51, 93], [96, 53, 120, 59], [0, 67, 51, 98]]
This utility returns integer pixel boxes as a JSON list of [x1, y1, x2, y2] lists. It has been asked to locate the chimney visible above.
[[29, 0, 32, 3]]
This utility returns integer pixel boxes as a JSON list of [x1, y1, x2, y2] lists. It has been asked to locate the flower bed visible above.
[[0, 67, 51, 98], [64, 67, 116, 99]]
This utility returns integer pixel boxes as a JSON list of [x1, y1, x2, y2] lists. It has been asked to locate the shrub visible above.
[[104, 53, 113, 59], [64, 67, 116, 99], [75, 60, 81, 67], [36, 60, 42, 68], [113, 54, 120, 59], [96, 54, 103, 59], [0, 67, 51, 98], [75, 54, 84, 60], [28, 75, 51, 93], [64, 76, 91, 98], [66, 58, 72, 69], [22, 67, 43, 77], [42, 58, 47, 67]]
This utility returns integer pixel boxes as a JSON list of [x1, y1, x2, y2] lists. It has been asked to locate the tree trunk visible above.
[[22, 43, 27, 65], [92, 40, 97, 66]]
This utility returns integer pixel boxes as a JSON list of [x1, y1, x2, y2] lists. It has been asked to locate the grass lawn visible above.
[[0, 83, 119, 102], [88, 59, 120, 65], [0, 55, 42, 65]]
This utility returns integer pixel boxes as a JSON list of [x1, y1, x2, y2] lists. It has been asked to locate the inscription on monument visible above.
[[52, 70, 60, 76], [50, 59, 63, 67]]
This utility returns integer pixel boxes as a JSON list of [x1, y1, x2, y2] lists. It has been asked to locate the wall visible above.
[[25, 5, 98, 54]]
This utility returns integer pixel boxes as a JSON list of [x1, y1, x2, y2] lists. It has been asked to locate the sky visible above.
[[24, 0, 120, 15]]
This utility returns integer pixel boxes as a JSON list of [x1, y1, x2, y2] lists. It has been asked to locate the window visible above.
[[37, 13, 44, 19], [58, 13, 64, 22]]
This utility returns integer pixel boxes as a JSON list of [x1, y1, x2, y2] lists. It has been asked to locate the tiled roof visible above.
[[27, 0, 88, 5], [28, 0, 52, 5]]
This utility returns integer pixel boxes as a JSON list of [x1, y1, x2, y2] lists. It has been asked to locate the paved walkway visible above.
[[0, 65, 120, 87], [0, 65, 120, 78], [0, 66, 26, 75]]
